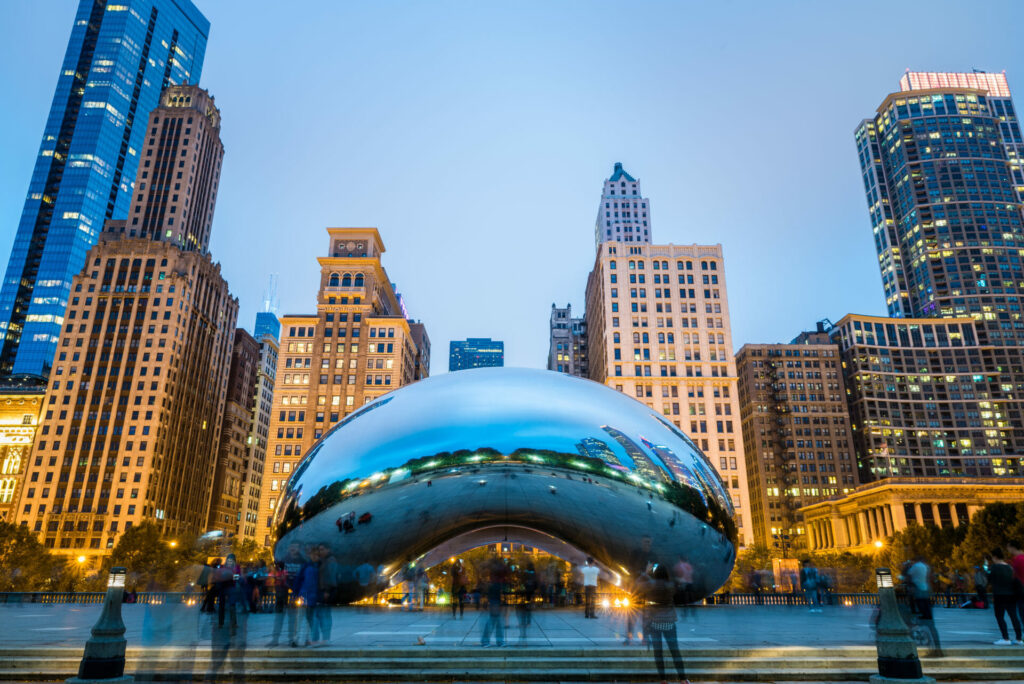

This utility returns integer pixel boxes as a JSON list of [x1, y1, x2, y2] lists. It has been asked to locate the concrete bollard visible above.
[[870, 567, 934, 684], [66, 566, 133, 684]]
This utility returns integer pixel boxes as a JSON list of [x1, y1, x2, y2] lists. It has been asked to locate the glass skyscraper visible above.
[[0, 0, 209, 380], [449, 338, 505, 372], [856, 72, 1024, 342]]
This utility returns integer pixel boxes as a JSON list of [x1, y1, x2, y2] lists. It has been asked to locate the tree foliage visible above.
[[952, 502, 1024, 570], [0, 521, 67, 591]]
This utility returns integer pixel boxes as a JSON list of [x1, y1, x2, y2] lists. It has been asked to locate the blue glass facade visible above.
[[254, 311, 281, 342], [448, 337, 505, 372], [0, 0, 208, 380]]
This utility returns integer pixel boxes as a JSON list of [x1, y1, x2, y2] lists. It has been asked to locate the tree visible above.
[[724, 544, 780, 591], [877, 522, 965, 575], [0, 521, 68, 591], [103, 521, 184, 590], [953, 502, 1024, 571]]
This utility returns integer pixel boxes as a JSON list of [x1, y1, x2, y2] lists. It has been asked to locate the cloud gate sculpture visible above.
[[273, 367, 737, 602]]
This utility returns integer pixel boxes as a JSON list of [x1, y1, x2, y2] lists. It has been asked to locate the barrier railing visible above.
[[0, 590, 977, 608]]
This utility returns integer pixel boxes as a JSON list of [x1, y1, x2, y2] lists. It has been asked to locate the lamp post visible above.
[[870, 568, 933, 684], [66, 566, 132, 684]]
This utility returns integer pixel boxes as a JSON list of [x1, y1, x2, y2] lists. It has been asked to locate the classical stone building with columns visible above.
[[799, 477, 1024, 552]]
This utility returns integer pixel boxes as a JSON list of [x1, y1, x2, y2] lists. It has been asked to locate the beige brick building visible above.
[[258, 228, 429, 546], [585, 242, 752, 545]]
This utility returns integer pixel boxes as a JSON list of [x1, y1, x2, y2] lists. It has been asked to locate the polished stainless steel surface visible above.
[[274, 367, 736, 601]]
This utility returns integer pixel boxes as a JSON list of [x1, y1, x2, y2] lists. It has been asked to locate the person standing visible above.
[[638, 564, 689, 684], [906, 556, 943, 655], [516, 562, 537, 645], [449, 559, 466, 619], [215, 554, 242, 631], [624, 536, 652, 644], [800, 559, 821, 612], [273, 544, 305, 647], [480, 561, 506, 647], [295, 547, 320, 647], [1007, 541, 1024, 629], [580, 558, 600, 619], [317, 544, 338, 646], [974, 564, 990, 609], [198, 559, 217, 613], [988, 549, 1023, 645]]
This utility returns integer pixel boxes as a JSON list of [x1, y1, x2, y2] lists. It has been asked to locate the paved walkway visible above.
[[0, 601, 1004, 649]]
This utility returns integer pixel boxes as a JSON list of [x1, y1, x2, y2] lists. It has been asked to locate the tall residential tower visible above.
[[0, 0, 209, 380]]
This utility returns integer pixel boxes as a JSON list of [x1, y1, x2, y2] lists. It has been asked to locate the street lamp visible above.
[[77, 555, 86, 565], [873, 540, 884, 550], [870, 568, 933, 684]]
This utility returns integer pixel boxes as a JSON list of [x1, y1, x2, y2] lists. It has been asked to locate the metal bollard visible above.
[[870, 568, 934, 684], [66, 566, 133, 684]]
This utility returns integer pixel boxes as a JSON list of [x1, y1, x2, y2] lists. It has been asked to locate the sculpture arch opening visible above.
[[274, 368, 737, 603]]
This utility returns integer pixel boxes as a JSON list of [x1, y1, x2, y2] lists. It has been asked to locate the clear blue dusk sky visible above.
[[2, 1, 1023, 372]]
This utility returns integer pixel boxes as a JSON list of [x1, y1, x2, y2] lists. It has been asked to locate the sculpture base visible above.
[[870, 676, 935, 684]]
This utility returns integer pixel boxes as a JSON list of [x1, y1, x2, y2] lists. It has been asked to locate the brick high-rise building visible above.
[[257, 228, 429, 546], [585, 242, 752, 545], [547, 303, 587, 376], [208, 329, 259, 537], [14, 85, 237, 561], [736, 324, 859, 550]]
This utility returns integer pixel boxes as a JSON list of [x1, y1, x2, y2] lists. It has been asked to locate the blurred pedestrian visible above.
[[198, 558, 218, 613], [516, 562, 537, 645], [316, 544, 338, 645], [638, 564, 689, 684], [449, 559, 466, 619], [580, 557, 600, 619], [974, 564, 990, 609], [296, 546, 320, 647], [480, 561, 506, 647], [906, 556, 943, 655], [624, 535, 652, 645], [1007, 541, 1024, 629], [987, 548, 1023, 645], [800, 559, 821, 612]]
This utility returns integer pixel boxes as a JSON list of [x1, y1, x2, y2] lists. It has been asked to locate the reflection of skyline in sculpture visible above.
[[575, 437, 621, 466], [601, 426, 669, 483], [640, 437, 707, 506], [273, 368, 737, 603]]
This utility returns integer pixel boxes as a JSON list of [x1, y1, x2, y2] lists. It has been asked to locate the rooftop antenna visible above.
[[262, 274, 279, 314]]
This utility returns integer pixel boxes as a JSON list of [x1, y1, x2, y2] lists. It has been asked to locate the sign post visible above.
[[870, 568, 934, 684], [66, 566, 133, 684]]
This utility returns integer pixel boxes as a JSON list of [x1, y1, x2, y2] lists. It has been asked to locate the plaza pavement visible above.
[[0, 600, 1007, 649]]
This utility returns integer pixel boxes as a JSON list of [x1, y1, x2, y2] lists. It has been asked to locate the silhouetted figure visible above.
[[988, 548, 1023, 645], [580, 557, 600, 619], [638, 564, 689, 684], [516, 563, 537, 644], [480, 561, 506, 647], [449, 559, 466, 618]]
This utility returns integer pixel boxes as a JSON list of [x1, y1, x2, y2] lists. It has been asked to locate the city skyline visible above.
[[3, 2, 1024, 372]]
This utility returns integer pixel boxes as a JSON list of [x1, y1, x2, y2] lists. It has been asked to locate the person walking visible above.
[[215, 554, 242, 631], [987, 549, 1023, 645], [624, 536, 652, 644], [1007, 541, 1024, 629], [580, 557, 600, 619], [449, 559, 466, 619], [638, 564, 690, 684], [266, 562, 289, 647], [906, 556, 943, 655], [317, 544, 338, 646], [198, 559, 217, 613], [800, 559, 821, 612]]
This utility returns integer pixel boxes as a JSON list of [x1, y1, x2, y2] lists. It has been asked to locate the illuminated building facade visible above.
[[594, 162, 651, 249], [13, 86, 238, 561], [547, 303, 587, 376], [0, 388, 45, 522], [449, 338, 504, 372], [257, 228, 429, 546], [830, 314, 1022, 479], [585, 242, 752, 545], [736, 325, 859, 550], [800, 477, 1024, 553], [0, 0, 209, 380], [856, 72, 1024, 331]]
